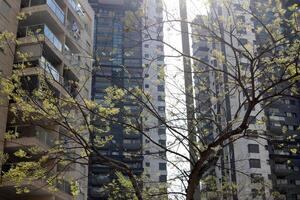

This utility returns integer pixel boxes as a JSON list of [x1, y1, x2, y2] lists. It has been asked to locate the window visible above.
[[144, 54, 149, 58], [157, 55, 164, 61], [144, 74, 149, 78], [158, 95, 165, 101], [159, 163, 167, 170], [276, 178, 287, 184], [145, 139, 150, 143], [248, 144, 259, 153], [158, 128, 166, 135], [285, 99, 296, 105], [145, 162, 150, 167], [159, 175, 167, 182], [248, 116, 256, 124], [157, 85, 164, 92], [144, 44, 149, 48], [290, 100, 296, 105], [145, 84, 149, 88], [159, 139, 166, 147], [249, 159, 261, 168], [158, 106, 165, 112]]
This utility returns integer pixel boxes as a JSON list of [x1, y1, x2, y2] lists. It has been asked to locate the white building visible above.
[[142, 0, 168, 195], [192, 0, 273, 199]]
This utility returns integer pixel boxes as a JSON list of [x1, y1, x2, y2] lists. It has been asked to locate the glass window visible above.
[[158, 95, 165, 101], [159, 139, 166, 147], [248, 144, 259, 153], [158, 128, 166, 135], [159, 175, 167, 182], [157, 85, 164, 91], [249, 159, 261, 168], [158, 106, 165, 112], [159, 163, 167, 170]]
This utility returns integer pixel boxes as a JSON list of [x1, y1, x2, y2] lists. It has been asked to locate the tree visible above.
[[0, 0, 299, 200]]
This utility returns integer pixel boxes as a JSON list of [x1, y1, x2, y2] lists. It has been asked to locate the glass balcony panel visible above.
[[44, 25, 63, 51], [46, 0, 65, 24], [39, 56, 60, 82], [18, 24, 63, 52], [21, 0, 65, 24], [35, 127, 55, 147]]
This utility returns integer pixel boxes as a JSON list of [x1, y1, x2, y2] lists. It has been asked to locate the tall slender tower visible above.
[[88, 0, 144, 199]]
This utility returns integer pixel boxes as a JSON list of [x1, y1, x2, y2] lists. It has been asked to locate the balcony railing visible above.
[[21, 0, 65, 24], [46, 0, 65, 23], [18, 24, 63, 52], [35, 127, 55, 147], [274, 150, 289, 155], [68, 0, 84, 16], [39, 56, 60, 82]]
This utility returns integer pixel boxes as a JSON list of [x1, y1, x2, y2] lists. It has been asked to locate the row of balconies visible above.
[[19, 0, 93, 59], [21, 0, 85, 25], [16, 23, 81, 97]]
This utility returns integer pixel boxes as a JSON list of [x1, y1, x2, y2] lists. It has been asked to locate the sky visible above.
[[162, 0, 207, 198]]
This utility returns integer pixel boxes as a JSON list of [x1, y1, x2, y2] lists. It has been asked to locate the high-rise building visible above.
[[88, 0, 144, 199], [88, 0, 167, 198], [0, 0, 94, 199], [191, 0, 298, 199], [251, 1, 300, 199], [0, 0, 21, 163], [141, 0, 168, 189]]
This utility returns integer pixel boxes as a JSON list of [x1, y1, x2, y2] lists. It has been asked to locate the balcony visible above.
[[68, 0, 84, 16], [21, 0, 65, 24], [5, 126, 55, 151], [40, 56, 60, 82], [123, 143, 142, 151], [274, 150, 290, 155], [18, 24, 63, 52]]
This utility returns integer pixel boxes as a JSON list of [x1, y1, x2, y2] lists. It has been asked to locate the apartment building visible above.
[[252, 0, 300, 199], [0, 0, 94, 199], [0, 0, 21, 162], [192, 0, 300, 199], [88, 0, 144, 199], [192, 1, 272, 199], [142, 0, 168, 190]]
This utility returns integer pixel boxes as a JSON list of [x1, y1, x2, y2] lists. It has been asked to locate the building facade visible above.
[[88, 0, 144, 199], [88, 0, 168, 198], [141, 0, 168, 190], [191, 0, 281, 199], [0, 0, 94, 199], [193, 0, 300, 199], [0, 0, 21, 163]]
